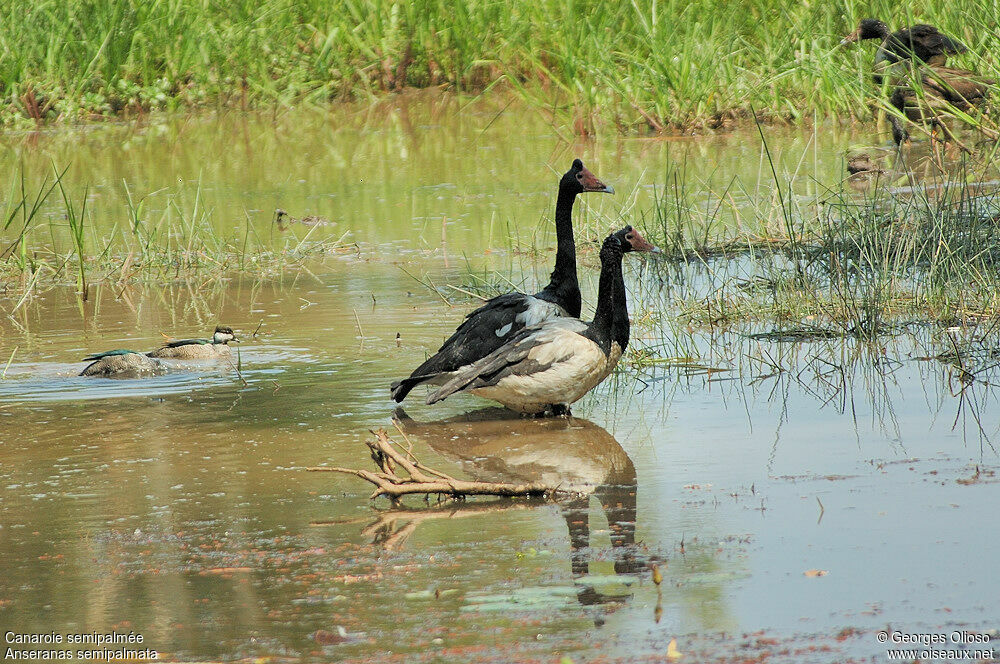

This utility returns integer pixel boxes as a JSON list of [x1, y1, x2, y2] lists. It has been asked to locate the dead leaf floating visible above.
[[804, 569, 828, 577], [312, 626, 364, 646], [312, 629, 347, 645]]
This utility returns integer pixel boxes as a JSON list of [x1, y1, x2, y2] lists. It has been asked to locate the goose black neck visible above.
[[612, 257, 630, 351], [587, 240, 629, 355], [539, 187, 581, 318]]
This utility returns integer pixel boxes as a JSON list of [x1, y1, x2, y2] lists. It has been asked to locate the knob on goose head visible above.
[[562, 159, 615, 195], [611, 225, 659, 254]]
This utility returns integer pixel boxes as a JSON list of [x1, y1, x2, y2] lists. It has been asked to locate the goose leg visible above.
[[889, 113, 910, 146], [930, 130, 947, 171], [938, 121, 972, 154]]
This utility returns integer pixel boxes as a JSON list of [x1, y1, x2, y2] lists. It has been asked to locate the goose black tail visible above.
[[390, 375, 429, 402], [391, 352, 458, 402]]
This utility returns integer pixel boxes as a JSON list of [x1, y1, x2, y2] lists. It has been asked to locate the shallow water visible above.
[[2, 98, 999, 663]]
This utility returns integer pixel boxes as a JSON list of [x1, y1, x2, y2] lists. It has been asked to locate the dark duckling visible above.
[[847, 153, 886, 175], [274, 209, 335, 229]]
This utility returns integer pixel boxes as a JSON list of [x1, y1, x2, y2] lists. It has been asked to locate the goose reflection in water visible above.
[[381, 407, 646, 607]]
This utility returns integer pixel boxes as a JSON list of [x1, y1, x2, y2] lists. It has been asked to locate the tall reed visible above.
[[56, 173, 89, 300]]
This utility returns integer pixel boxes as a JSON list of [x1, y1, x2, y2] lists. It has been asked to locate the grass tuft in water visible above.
[[55, 169, 89, 300], [0, 168, 352, 299], [639, 144, 1000, 339]]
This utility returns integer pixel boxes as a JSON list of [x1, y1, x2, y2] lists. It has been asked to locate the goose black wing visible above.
[[426, 319, 589, 404], [390, 292, 566, 402], [881, 25, 967, 64], [906, 25, 967, 59]]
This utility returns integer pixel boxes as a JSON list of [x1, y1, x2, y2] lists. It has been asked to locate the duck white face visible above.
[[213, 326, 238, 344]]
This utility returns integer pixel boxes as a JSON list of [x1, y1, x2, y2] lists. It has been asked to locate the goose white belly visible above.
[[598, 342, 624, 382], [471, 337, 624, 413]]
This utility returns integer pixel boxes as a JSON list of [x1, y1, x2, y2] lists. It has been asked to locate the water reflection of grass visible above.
[[612, 319, 1000, 453]]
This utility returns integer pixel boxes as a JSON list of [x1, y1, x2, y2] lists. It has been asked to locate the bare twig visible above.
[[305, 429, 562, 502]]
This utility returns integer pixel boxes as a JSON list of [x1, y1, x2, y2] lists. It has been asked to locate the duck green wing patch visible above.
[[162, 337, 211, 348], [82, 349, 140, 361]]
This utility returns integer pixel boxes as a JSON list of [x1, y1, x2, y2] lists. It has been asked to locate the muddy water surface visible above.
[[1, 98, 998, 662]]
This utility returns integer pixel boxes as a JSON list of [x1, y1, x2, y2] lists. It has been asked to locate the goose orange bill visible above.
[[840, 27, 862, 45], [578, 166, 615, 194]]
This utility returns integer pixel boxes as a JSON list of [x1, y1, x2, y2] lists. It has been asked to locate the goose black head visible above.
[[213, 326, 238, 344], [841, 18, 890, 45], [612, 226, 659, 254], [561, 159, 615, 195]]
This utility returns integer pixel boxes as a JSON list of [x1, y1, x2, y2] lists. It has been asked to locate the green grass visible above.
[[1, 0, 998, 132], [56, 169, 89, 298]]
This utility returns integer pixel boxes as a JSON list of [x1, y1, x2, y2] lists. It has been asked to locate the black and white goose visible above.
[[423, 226, 657, 415], [390, 159, 614, 402]]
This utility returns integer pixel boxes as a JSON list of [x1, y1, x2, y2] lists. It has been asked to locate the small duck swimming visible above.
[[847, 153, 886, 175], [274, 209, 335, 229], [147, 326, 238, 360], [80, 350, 164, 377]]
